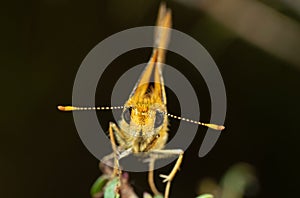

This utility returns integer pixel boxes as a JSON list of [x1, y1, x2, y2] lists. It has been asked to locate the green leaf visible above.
[[104, 177, 120, 198], [220, 163, 256, 198], [196, 194, 214, 198], [153, 194, 164, 198], [90, 175, 109, 197]]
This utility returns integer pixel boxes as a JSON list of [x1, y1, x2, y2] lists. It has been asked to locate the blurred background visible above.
[[1, 0, 300, 197]]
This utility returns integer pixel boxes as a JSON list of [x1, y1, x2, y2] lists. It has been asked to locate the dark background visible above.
[[1, 0, 300, 197]]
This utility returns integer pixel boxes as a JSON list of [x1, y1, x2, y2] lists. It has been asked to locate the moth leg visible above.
[[101, 150, 117, 162], [100, 148, 132, 177], [108, 122, 121, 177], [148, 157, 161, 196], [150, 149, 184, 198], [118, 148, 132, 160]]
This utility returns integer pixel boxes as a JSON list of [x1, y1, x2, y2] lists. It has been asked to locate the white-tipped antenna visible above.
[[57, 105, 225, 131], [57, 105, 124, 111], [165, 112, 225, 131]]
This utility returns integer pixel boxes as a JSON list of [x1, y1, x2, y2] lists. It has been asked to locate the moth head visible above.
[[119, 101, 168, 138]]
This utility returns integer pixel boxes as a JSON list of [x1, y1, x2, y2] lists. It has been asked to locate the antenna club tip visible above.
[[219, 125, 225, 131], [57, 106, 64, 111], [57, 105, 74, 111], [206, 124, 225, 131]]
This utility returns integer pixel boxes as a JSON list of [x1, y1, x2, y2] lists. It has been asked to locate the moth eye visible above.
[[123, 107, 132, 124], [154, 111, 164, 128]]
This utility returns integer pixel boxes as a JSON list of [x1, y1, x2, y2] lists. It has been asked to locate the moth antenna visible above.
[[57, 105, 124, 111], [165, 112, 225, 131]]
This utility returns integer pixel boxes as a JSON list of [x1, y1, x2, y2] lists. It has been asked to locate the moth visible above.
[[58, 3, 224, 198]]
